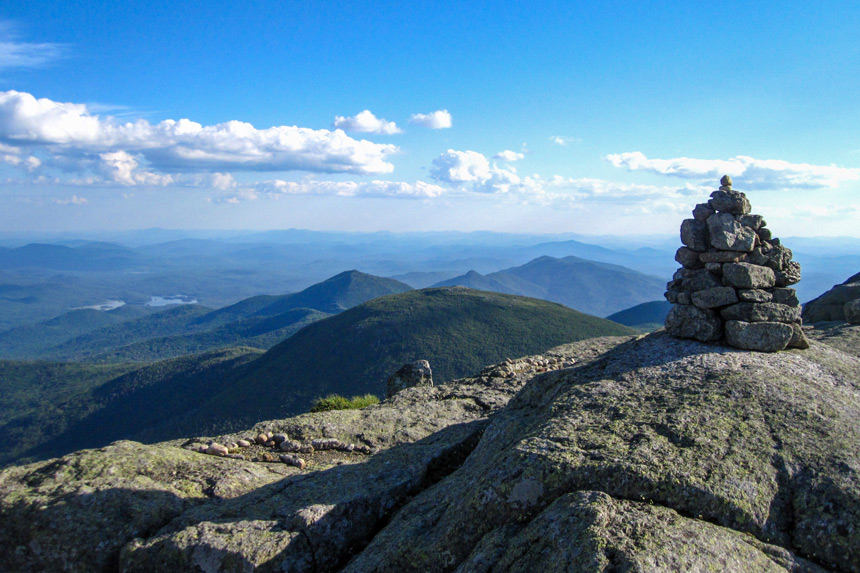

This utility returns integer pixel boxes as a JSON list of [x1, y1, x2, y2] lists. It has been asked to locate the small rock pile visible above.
[[194, 430, 373, 469], [664, 175, 809, 352]]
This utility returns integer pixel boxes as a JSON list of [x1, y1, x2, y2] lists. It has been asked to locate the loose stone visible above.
[[279, 454, 307, 469], [236, 439, 251, 448], [205, 443, 229, 457], [691, 286, 738, 309], [737, 289, 773, 303], [722, 262, 776, 289], [724, 320, 793, 352]]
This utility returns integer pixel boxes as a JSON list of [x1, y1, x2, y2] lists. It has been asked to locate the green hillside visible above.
[[196, 287, 637, 424], [92, 308, 330, 362], [606, 300, 672, 332], [1, 347, 262, 466]]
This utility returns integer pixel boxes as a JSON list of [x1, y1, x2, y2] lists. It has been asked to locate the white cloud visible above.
[[98, 150, 173, 186], [53, 195, 87, 206], [409, 109, 452, 129], [332, 110, 402, 135], [0, 90, 399, 179], [216, 178, 446, 203], [430, 149, 520, 193], [550, 135, 580, 146], [606, 151, 860, 189], [494, 150, 524, 162], [0, 22, 66, 71]]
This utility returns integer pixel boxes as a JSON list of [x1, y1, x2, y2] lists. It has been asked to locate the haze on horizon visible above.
[[1, 2, 860, 237]]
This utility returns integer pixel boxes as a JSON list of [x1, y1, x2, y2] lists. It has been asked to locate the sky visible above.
[[2, 1, 860, 237]]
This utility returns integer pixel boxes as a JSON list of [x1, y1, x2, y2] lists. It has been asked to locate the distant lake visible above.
[[146, 295, 198, 307]]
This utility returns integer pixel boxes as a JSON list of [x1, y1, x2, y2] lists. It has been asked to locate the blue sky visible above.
[[2, 1, 860, 236]]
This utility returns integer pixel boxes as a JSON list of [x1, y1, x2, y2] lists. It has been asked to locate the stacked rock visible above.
[[664, 175, 809, 352]]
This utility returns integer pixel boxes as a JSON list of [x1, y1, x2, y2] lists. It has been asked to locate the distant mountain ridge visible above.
[[190, 287, 637, 427], [434, 255, 666, 316], [0, 270, 412, 362], [1, 287, 635, 466]]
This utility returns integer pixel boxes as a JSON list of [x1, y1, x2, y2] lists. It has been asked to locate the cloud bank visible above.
[[0, 90, 399, 185], [332, 110, 402, 135], [409, 109, 452, 129], [607, 151, 860, 189]]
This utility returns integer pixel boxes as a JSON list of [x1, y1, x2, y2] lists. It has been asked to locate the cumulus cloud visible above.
[[606, 151, 860, 189], [215, 178, 445, 203], [494, 150, 524, 162], [409, 109, 452, 129], [0, 90, 399, 181], [332, 110, 402, 135], [427, 148, 692, 210], [430, 149, 521, 194], [98, 150, 173, 186], [550, 135, 580, 146], [0, 22, 66, 71]]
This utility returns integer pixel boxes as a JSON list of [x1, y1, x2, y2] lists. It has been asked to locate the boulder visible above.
[[802, 279, 860, 323], [386, 360, 433, 398], [846, 299, 860, 325]]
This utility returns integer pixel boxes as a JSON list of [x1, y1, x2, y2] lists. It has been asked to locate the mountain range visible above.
[[434, 255, 666, 316], [1, 286, 634, 467]]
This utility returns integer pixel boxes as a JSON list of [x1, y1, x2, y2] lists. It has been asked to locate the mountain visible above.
[[0, 270, 412, 362], [0, 242, 143, 271], [191, 287, 637, 425], [434, 255, 666, 316], [0, 287, 634, 468], [605, 300, 672, 332], [2, 325, 858, 572]]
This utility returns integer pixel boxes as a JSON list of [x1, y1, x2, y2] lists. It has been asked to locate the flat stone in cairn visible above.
[[664, 176, 807, 352]]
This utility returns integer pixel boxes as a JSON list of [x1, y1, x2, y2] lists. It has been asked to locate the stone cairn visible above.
[[664, 175, 809, 352]]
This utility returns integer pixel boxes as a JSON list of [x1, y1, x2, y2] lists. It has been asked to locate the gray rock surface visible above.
[[346, 332, 860, 572], [0, 331, 857, 571]]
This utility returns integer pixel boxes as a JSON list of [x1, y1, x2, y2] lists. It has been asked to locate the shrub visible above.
[[310, 393, 379, 413]]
